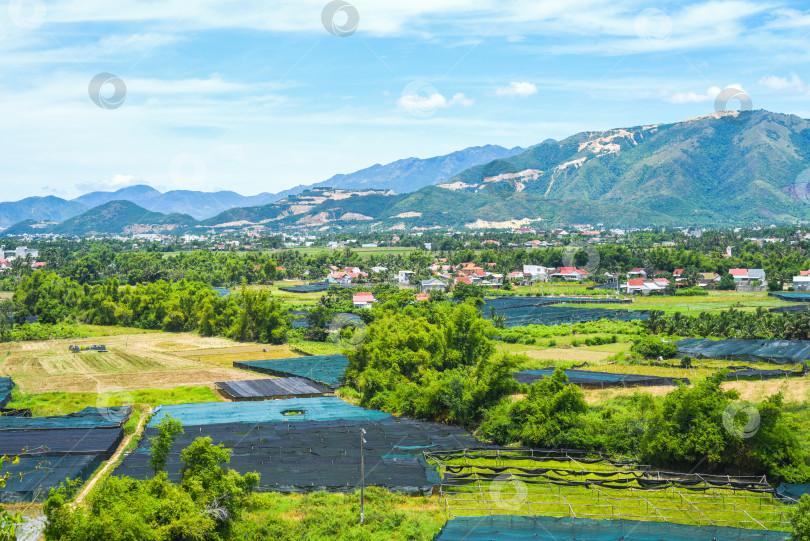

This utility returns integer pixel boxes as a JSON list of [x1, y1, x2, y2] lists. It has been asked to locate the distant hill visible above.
[[72, 185, 278, 220], [0, 145, 528, 225], [0, 196, 87, 229], [4, 200, 197, 236], [309, 145, 527, 193]]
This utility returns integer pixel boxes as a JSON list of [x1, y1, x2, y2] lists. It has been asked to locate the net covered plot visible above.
[[485, 297, 633, 310], [115, 417, 483, 495], [216, 378, 330, 400], [769, 292, 810, 302], [0, 377, 14, 408], [677, 339, 810, 367], [434, 516, 790, 541], [483, 303, 648, 328], [0, 455, 103, 503], [278, 283, 358, 293], [148, 397, 389, 427], [0, 406, 132, 430], [777, 483, 810, 501], [726, 368, 806, 381], [428, 449, 793, 531], [0, 427, 123, 458], [514, 369, 689, 388], [234, 355, 349, 389]]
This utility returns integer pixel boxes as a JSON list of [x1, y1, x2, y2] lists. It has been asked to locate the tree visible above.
[[717, 273, 736, 290], [1, 455, 23, 541], [791, 495, 810, 541], [148, 414, 184, 474], [0, 300, 15, 342]]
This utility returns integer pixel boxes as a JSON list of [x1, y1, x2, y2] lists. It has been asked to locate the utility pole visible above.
[[360, 428, 366, 524]]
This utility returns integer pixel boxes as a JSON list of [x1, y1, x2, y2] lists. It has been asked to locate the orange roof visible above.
[[353, 292, 375, 302], [729, 268, 747, 276], [628, 278, 646, 286], [415, 293, 430, 302]]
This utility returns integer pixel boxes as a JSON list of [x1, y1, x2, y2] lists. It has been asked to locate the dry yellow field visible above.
[[0, 332, 293, 394]]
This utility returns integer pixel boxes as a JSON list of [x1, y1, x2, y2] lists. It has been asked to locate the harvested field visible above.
[[0, 332, 283, 394]]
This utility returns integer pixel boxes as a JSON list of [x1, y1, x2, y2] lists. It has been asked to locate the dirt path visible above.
[[71, 406, 152, 507]]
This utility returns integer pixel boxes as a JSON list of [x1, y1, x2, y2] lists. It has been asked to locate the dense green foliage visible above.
[[0, 455, 22, 541], [480, 370, 808, 482], [346, 301, 520, 427], [646, 307, 810, 339], [4, 272, 290, 344], [44, 435, 259, 540], [630, 336, 678, 359], [792, 495, 810, 541]]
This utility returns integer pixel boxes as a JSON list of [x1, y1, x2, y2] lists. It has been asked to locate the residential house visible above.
[[550, 267, 589, 282], [793, 275, 810, 291], [420, 278, 448, 294], [626, 278, 669, 295], [370, 266, 388, 274], [698, 273, 721, 288], [352, 292, 376, 309], [627, 268, 647, 279], [729, 268, 766, 285], [398, 270, 416, 284], [522, 265, 549, 282]]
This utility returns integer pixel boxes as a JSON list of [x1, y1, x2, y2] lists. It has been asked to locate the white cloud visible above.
[[76, 174, 143, 193], [759, 73, 808, 93], [495, 81, 538, 98], [666, 86, 722, 104], [397, 91, 474, 113]]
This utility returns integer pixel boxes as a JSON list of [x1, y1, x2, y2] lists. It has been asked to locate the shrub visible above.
[[631, 336, 678, 359]]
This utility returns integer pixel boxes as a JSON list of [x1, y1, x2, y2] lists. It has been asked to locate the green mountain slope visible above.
[[436, 110, 810, 225], [4, 201, 197, 236]]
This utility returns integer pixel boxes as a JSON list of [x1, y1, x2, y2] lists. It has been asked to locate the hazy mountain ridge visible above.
[[0, 144, 526, 226]]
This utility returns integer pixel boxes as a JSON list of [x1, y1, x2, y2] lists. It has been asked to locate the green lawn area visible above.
[[234, 488, 445, 541], [7, 386, 221, 416]]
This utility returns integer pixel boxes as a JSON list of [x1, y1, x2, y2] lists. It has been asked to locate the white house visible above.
[[398, 270, 416, 284], [793, 276, 810, 291], [522, 265, 549, 282]]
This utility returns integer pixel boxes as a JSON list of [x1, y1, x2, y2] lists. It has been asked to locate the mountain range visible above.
[[6, 110, 810, 236], [0, 145, 527, 228]]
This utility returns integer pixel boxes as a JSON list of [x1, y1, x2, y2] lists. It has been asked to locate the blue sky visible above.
[[2, 0, 810, 200]]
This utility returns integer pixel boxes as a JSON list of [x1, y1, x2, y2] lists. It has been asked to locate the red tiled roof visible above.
[[353, 293, 375, 302], [800, 270, 810, 276], [455, 277, 472, 285], [630, 268, 645, 272], [729, 268, 747, 276], [628, 278, 646, 286], [415, 293, 430, 302]]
